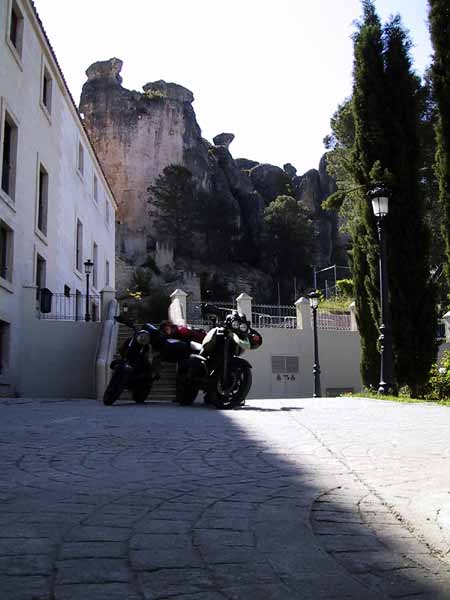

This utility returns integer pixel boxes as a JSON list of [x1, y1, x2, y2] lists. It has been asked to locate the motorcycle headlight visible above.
[[231, 320, 240, 330], [136, 330, 151, 346], [239, 322, 249, 332]]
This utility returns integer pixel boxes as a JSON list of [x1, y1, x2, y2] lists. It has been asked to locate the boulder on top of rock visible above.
[[142, 80, 194, 103], [250, 163, 291, 203], [213, 133, 235, 148], [283, 163, 297, 179], [236, 158, 260, 172], [85, 57, 123, 84]]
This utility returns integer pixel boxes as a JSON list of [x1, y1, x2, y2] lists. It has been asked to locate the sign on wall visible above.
[[271, 355, 300, 398]]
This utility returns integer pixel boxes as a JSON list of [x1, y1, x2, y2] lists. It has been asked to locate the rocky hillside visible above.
[[80, 58, 345, 301]]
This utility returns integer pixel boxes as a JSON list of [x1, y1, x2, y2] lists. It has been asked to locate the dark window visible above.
[[42, 68, 52, 113], [75, 289, 82, 321], [1, 115, 17, 199], [93, 242, 98, 288], [64, 285, 70, 297], [37, 165, 48, 235], [0, 320, 10, 375], [0, 220, 13, 281], [105, 260, 110, 287], [36, 254, 46, 289], [77, 143, 84, 175], [9, 2, 23, 56], [75, 219, 83, 271], [10, 10, 18, 46]]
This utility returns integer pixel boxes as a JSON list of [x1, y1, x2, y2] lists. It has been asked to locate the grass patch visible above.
[[347, 391, 450, 407], [320, 297, 353, 312]]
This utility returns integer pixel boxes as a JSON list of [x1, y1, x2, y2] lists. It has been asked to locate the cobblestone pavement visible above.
[[1, 395, 450, 599]]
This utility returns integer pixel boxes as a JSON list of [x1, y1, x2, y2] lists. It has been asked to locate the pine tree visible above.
[[262, 195, 315, 285], [148, 165, 197, 257], [429, 0, 450, 280], [383, 16, 437, 394]]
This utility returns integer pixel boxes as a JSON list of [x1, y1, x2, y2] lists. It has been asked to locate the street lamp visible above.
[[308, 291, 322, 398], [84, 259, 94, 322], [370, 186, 396, 394]]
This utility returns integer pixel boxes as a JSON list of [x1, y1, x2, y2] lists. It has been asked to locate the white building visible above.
[[0, 0, 117, 396]]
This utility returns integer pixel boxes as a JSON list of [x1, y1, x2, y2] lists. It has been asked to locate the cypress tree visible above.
[[383, 17, 437, 394], [349, 0, 388, 388], [429, 0, 450, 280], [342, 2, 437, 393]]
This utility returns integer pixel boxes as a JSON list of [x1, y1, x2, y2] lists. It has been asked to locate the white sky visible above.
[[33, 0, 432, 175]]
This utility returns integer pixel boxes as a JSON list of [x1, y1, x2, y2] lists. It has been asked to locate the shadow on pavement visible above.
[[0, 397, 448, 599]]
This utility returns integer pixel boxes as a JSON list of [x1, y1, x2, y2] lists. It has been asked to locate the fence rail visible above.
[[186, 300, 236, 327], [252, 304, 297, 329], [38, 291, 101, 322], [316, 309, 351, 331], [173, 294, 450, 339]]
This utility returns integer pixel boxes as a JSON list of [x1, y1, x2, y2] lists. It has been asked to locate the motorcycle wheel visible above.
[[176, 379, 199, 406], [103, 369, 126, 406], [132, 384, 151, 404], [209, 365, 252, 409]]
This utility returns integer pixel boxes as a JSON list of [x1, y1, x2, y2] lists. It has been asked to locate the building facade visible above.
[[0, 0, 117, 396]]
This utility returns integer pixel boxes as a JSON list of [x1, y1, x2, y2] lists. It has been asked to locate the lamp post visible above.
[[370, 187, 396, 394], [84, 259, 94, 322], [308, 291, 322, 398]]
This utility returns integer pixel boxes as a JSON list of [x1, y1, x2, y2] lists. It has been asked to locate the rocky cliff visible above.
[[80, 58, 345, 300]]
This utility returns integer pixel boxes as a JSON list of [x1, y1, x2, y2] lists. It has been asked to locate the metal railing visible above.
[[252, 304, 297, 329], [38, 291, 101, 321], [316, 309, 351, 331], [186, 299, 236, 327]]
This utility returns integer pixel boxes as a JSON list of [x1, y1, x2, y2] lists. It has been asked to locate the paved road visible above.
[[1, 396, 450, 600]]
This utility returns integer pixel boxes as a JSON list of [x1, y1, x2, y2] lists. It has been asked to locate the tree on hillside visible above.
[[262, 195, 315, 282], [148, 165, 197, 257], [194, 187, 238, 264], [429, 0, 450, 282]]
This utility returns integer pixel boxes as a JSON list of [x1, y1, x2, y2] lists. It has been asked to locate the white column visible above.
[[443, 311, 450, 343], [295, 297, 311, 330], [100, 286, 116, 321], [236, 293, 253, 321], [169, 288, 188, 326], [349, 301, 358, 332]]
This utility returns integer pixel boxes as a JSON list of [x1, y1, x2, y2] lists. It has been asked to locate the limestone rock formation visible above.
[[80, 58, 344, 298], [80, 57, 207, 266]]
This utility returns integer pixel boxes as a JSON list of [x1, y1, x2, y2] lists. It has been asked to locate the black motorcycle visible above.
[[176, 304, 263, 409], [103, 315, 163, 406]]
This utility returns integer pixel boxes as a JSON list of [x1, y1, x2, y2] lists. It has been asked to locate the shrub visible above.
[[336, 278, 354, 298], [425, 351, 450, 401]]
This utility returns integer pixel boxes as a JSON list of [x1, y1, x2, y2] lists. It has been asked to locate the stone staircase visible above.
[[116, 324, 176, 402]]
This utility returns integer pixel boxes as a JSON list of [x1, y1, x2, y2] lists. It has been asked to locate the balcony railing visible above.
[[37, 291, 101, 321]]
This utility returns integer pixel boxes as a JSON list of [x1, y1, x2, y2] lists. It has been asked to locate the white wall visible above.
[[0, 0, 116, 395], [19, 319, 101, 398], [245, 326, 362, 399]]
